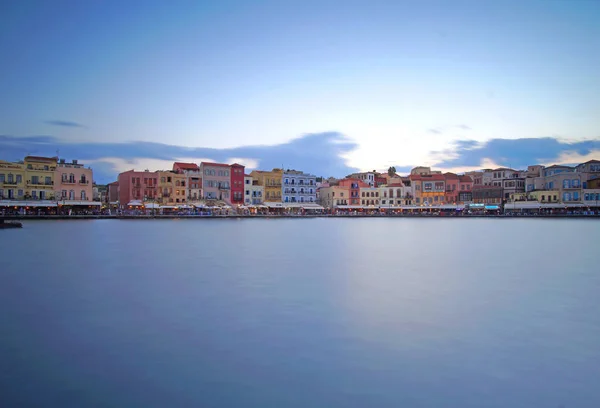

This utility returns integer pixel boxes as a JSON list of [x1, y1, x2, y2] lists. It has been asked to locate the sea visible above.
[[1, 218, 600, 408]]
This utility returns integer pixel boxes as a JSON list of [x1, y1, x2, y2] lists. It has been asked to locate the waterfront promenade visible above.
[[2, 213, 599, 220]]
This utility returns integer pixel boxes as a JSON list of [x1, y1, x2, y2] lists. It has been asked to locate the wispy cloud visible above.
[[427, 124, 471, 134], [0, 132, 359, 183], [44, 120, 87, 128], [433, 137, 600, 170]]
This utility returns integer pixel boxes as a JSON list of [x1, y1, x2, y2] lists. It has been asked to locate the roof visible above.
[[410, 174, 445, 181], [458, 175, 473, 182], [387, 183, 404, 187], [230, 163, 244, 167], [443, 172, 459, 179], [582, 159, 600, 165], [107, 181, 119, 186], [173, 162, 199, 170], [24, 156, 57, 162], [200, 161, 230, 168]]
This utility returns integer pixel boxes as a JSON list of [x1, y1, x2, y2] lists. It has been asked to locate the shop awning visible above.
[[0, 200, 57, 207]]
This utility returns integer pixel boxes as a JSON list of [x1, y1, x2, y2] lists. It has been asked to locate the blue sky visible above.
[[1, 0, 599, 183]]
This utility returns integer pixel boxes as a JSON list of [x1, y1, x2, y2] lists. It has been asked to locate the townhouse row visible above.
[[0, 156, 97, 206]]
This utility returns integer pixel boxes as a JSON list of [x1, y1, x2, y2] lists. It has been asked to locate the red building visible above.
[[230, 163, 245, 205], [444, 173, 460, 204], [339, 178, 370, 205], [458, 175, 474, 203], [117, 170, 158, 205]]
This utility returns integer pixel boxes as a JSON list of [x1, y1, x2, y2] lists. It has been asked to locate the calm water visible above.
[[1, 219, 600, 407]]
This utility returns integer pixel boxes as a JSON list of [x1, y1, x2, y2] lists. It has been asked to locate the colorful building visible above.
[[318, 185, 349, 208], [282, 170, 317, 204], [458, 175, 473, 203], [24, 156, 58, 200], [0, 160, 26, 200], [173, 162, 202, 202], [250, 169, 283, 203], [55, 158, 93, 202], [410, 174, 445, 206], [230, 163, 245, 205], [360, 186, 380, 206], [117, 170, 158, 205], [244, 175, 264, 205], [200, 162, 232, 202], [338, 178, 368, 206]]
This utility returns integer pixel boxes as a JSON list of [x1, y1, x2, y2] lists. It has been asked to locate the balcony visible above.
[[28, 180, 54, 186], [1, 180, 18, 185], [79, 180, 89, 185], [563, 185, 581, 190], [218, 185, 230, 190], [62, 179, 76, 184]]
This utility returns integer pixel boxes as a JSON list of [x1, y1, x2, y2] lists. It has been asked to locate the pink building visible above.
[[200, 162, 232, 202], [117, 170, 158, 205], [55, 159, 94, 202], [173, 162, 202, 201], [107, 181, 119, 204]]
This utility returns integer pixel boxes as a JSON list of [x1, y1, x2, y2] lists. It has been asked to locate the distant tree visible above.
[[388, 166, 397, 176]]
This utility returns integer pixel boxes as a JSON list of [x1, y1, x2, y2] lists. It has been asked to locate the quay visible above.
[[1, 213, 599, 221]]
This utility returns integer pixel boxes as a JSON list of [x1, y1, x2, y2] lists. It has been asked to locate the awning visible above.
[[60, 200, 102, 206], [484, 205, 500, 210], [266, 202, 285, 208], [160, 205, 177, 209], [144, 203, 160, 209], [0, 200, 57, 207], [127, 200, 143, 206]]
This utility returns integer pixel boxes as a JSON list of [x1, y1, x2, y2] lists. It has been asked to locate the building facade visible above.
[[55, 159, 93, 202], [200, 162, 232, 202], [244, 175, 264, 205], [0, 160, 26, 200], [282, 170, 317, 204], [117, 170, 158, 205], [250, 169, 283, 203], [318, 185, 349, 208], [24, 156, 58, 200], [230, 163, 245, 205], [173, 162, 202, 202], [360, 187, 380, 206]]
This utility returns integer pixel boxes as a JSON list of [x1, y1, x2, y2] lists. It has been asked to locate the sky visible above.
[[1, 0, 599, 183]]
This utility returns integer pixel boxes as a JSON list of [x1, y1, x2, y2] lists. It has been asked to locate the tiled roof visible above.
[[173, 162, 199, 170], [458, 175, 473, 182], [200, 161, 230, 168], [25, 156, 57, 162]]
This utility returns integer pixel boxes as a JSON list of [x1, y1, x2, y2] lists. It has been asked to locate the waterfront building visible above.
[[173, 162, 202, 202], [543, 171, 583, 203], [156, 170, 185, 204], [410, 174, 446, 206], [587, 178, 600, 189], [55, 158, 93, 202], [360, 186, 380, 206], [250, 169, 283, 203], [576, 159, 600, 175], [318, 185, 349, 208], [0, 160, 26, 200], [230, 163, 245, 205], [282, 170, 317, 204], [458, 175, 473, 203], [244, 175, 264, 205], [338, 178, 368, 206], [583, 189, 600, 206], [444, 173, 460, 204], [200, 162, 232, 202], [347, 171, 378, 187], [117, 170, 158, 205], [378, 183, 410, 207], [107, 181, 119, 204], [24, 156, 58, 200]]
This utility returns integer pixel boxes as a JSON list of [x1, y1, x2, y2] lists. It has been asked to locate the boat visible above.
[[0, 219, 22, 229]]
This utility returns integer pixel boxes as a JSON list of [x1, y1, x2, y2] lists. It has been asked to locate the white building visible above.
[[282, 170, 317, 204], [244, 175, 264, 205], [347, 171, 377, 187]]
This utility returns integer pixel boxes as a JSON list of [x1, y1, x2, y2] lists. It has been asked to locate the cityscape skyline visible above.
[[1, 0, 599, 184]]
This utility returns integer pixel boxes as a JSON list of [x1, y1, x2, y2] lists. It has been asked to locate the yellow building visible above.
[[530, 190, 559, 203], [156, 171, 187, 204], [24, 156, 58, 200], [250, 169, 283, 202], [0, 160, 26, 200]]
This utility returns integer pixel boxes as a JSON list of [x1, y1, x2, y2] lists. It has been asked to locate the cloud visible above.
[[427, 124, 471, 134], [0, 132, 359, 184], [44, 120, 87, 128], [433, 137, 600, 170]]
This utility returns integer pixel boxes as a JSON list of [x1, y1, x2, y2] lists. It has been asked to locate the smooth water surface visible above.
[[1, 218, 600, 407]]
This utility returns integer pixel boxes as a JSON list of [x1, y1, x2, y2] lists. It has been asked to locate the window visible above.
[[16, 175, 22, 183], [17, 189, 23, 197], [0, 174, 4, 183], [69, 190, 75, 200], [7, 174, 13, 183]]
